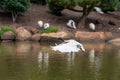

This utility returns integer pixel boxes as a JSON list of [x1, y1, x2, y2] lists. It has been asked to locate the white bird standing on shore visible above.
[[67, 20, 76, 29], [94, 7, 104, 14], [38, 20, 43, 28], [51, 39, 85, 53], [89, 23, 96, 32], [44, 23, 50, 29]]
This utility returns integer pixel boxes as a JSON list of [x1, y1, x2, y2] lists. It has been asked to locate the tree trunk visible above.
[[77, 6, 94, 29], [77, 14, 87, 29], [11, 11, 18, 23]]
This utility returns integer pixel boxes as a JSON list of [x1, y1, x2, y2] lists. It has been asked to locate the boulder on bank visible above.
[[31, 33, 41, 41], [41, 31, 72, 39], [104, 32, 113, 41], [75, 31, 113, 42], [109, 38, 120, 46], [16, 27, 32, 41], [109, 38, 120, 43], [30, 28, 40, 34], [1, 31, 15, 40], [40, 31, 72, 42]]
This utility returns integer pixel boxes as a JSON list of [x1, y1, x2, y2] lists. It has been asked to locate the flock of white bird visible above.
[[38, 19, 96, 31], [38, 20, 50, 29], [38, 7, 104, 31], [66, 19, 97, 31], [37, 7, 119, 53]]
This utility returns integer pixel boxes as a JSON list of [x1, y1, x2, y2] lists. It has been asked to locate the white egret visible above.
[[94, 7, 104, 14], [67, 20, 76, 29], [38, 20, 43, 28], [89, 23, 96, 32], [44, 23, 50, 29], [51, 39, 85, 53]]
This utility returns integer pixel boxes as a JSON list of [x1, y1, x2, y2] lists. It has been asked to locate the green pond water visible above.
[[0, 42, 120, 80]]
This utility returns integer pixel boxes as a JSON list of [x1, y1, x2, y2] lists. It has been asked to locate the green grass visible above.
[[41, 27, 58, 34], [0, 26, 16, 37]]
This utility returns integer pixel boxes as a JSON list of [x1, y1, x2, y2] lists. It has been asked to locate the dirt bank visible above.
[[0, 4, 120, 39]]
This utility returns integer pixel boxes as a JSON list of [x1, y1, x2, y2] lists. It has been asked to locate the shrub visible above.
[[0, 0, 30, 22], [46, 0, 120, 29], [100, 0, 120, 12], [0, 26, 16, 37], [118, 2, 120, 11], [41, 27, 58, 34], [30, 0, 46, 5], [46, 0, 66, 15]]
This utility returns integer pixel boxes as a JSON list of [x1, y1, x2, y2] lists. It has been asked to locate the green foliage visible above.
[[76, 0, 99, 7], [0, 26, 16, 37], [46, 0, 120, 29], [0, 0, 30, 12], [30, 0, 46, 5], [46, 0, 120, 15], [46, 0, 77, 15], [0, 0, 30, 22], [46, 0, 99, 16], [41, 27, 58, 34], [46, 0, 65, 15], [118, 2, 120, 10], [100, 0, 120, 12]]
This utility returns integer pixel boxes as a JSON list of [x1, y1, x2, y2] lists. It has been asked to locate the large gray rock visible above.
[[16, 27, 32, 41]]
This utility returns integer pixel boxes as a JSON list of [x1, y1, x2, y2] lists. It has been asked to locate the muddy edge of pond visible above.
[[0, 27, 120, 43]]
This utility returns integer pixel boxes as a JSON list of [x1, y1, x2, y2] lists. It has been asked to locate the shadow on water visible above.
[[0, 41, 120, 80]]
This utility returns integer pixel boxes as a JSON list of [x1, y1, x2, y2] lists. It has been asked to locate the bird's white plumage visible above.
[[118, 27, 120, 30], [67, 20, 76, 29], [44, 23, 50, 29], [38, 20, 43, 27], [89, 23, 95, 31], [94, 7, 104, 14], [51, 39, 85, 53]]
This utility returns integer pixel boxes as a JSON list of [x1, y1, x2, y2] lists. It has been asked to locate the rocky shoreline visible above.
[[0, 27, 120, 43]]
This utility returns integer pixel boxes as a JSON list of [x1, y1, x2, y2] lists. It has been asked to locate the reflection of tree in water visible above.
[[37, 51, 49, 80], [89, 49, 95, 63], [38, 51, 49, 70], [67, 52, 75, 68]]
